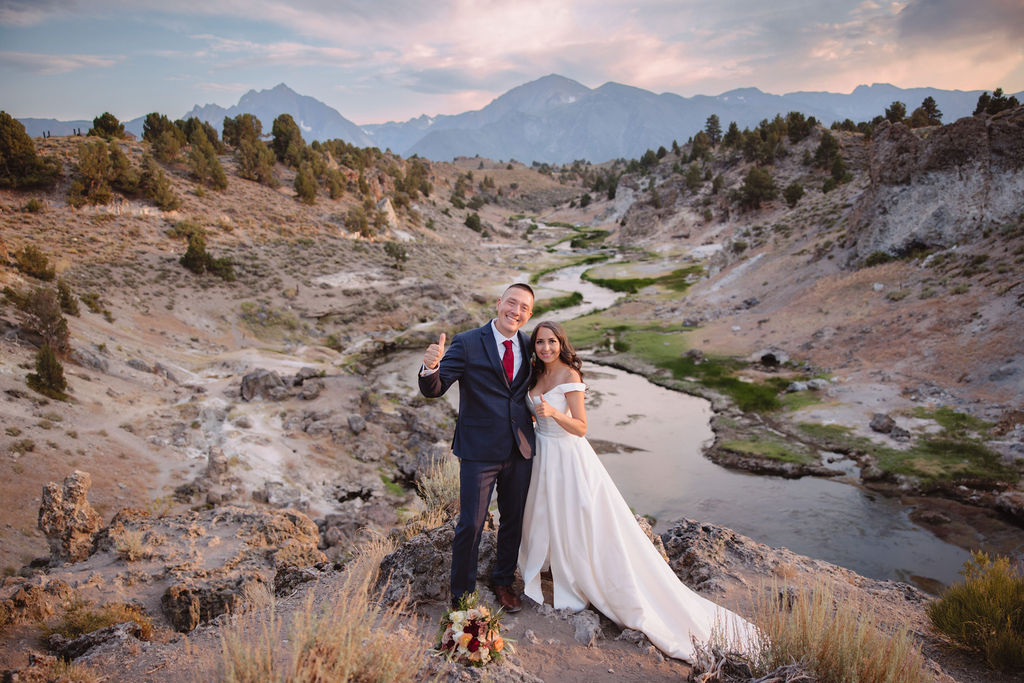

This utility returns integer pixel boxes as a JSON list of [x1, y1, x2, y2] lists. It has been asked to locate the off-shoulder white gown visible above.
[[518, 382, 757, 662]]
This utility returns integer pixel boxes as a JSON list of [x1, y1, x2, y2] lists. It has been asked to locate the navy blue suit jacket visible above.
[[419, 322, 536, 461]]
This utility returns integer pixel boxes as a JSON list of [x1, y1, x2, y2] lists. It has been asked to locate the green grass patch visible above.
[[570, 228, 610, 248], [532, 291, 584, 316], [660, 355, 780, 412], [581, 264, 704, 293], [379, 472, 405, 496], [875, 438, 1015, 486], [797, 423, 1016, 486], [719, 439, 815, 465], [779, 391, 824, 411], [912, 406, 992, 437]]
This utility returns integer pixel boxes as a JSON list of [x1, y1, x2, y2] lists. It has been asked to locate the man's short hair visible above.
[[504, 283, 535, 301]]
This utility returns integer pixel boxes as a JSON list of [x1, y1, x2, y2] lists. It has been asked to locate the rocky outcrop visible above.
[[48, 620, 144, 660], [38, 471, 103, 564], [850, 108, 1024, 259], [0, 577, 74, 627], [161, 572, 268, 632]]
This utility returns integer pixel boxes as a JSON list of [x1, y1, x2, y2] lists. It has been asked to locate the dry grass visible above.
[[415, 455, 460, 521], [42, 599, 154, 641], [719, 581, 931, 683], [220, 533, 428, 683], [115, 529, 149, 561], [927, 551, 1024, 671]]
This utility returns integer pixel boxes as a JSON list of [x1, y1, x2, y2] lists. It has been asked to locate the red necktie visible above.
[[502, 339, 514, 383]]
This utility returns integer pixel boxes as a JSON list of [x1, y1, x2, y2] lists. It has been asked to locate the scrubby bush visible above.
[[14, 245, 56, 281], [864, 251, 894, 267], [56, 280, 80, 316], [68, 140, 113, 206], [237, 138, 278, 187], [783, 182, 804, 208], [180, 233, 235, 281], [27, 344, 67, 400], [0, 112, 61, 189], [143, 113, 187, 162], [44, 599, 152, 641], [464, 213, 482, 232], [928, 552, 1024, 671], [384, 241, 407, 269]]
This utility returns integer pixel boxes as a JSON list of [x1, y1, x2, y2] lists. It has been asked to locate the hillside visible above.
[[1, 108, 1022, 681]]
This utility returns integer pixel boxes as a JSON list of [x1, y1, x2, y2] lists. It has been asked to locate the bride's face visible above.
[[534, 327, 561, 365]]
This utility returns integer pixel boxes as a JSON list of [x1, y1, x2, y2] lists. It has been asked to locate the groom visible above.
[[419, 283, 536, 612]]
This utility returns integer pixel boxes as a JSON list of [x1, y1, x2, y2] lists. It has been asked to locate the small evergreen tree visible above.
[[783, 182, 804, 208], [0, 111, 61, 189], [23, 287, 70, 353], [188, 127, 227, 190], [722, 121, 741, 147], [68, 139, 114, 206], [139, 155, 180, 210], [294, 162, 317, 204], [739, 167, 776, 210], [814, 131, 840, 169], [705, 114, 722, 146], [56, 280, 80, 316], [974, 88, 1020, 116], [88, 112, 125, 139], [684, 163, 702, 191], [884, 101, 907, 123], [27, 344, 67, 400], [237, 138, 278, 187], [464, 213, 482, 232], [271, 114, 304, 166]]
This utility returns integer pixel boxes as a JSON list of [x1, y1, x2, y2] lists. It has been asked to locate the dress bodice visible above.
[[529, 382, 586, 438]]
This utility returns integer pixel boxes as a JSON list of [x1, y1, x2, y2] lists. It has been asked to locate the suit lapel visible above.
[[479, 323, 509, 387], [512, 330, 532, 388]]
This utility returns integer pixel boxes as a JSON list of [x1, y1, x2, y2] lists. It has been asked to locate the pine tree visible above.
[[27, 344, 67, 399]]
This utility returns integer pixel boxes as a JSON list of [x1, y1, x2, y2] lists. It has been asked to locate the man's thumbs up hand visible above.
[[424, 332, 446, 369]]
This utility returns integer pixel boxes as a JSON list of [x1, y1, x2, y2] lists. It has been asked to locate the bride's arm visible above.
[[536, 390, 587, 437]]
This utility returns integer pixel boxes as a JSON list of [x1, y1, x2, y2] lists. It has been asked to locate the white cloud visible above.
[[0, 50, 120, 74]]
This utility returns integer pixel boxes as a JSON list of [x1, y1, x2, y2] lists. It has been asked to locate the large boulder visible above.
[[240, 369, 291, 401], [38, 471, 103, 564]]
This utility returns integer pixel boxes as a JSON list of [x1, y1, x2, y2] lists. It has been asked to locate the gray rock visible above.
[[161, 573, 268, 632], [298, 379, 324, 400], [890, 426, 912, 441], [127, 358, 153, 373], [154, 362, 180, 384], [240, 369, 289, 401], [869, 413, 896, 434], [786, 381, 809, 393], [294, 367, 321, 385], [347, 414, 367, 434], [569, 609, 602, 646], [70, 346, 109, 372], [806, 378, 830, 391]]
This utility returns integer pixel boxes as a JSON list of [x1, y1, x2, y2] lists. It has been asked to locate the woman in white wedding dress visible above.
[[517, 321, 758, 662]]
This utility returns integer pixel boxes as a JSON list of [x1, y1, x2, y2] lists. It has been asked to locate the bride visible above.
[[517, 320, 758, 662]]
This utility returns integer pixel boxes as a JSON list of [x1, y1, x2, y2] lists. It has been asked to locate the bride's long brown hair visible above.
[[528, 321, 584, 390]]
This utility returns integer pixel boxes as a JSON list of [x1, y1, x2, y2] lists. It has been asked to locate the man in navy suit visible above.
[[419, 283, 536, 612]]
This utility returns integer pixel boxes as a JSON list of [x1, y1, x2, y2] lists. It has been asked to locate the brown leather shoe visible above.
[[492, 584, 522, 613]]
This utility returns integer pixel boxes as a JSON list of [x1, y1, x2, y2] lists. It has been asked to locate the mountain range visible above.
[[17, 75, 1017, 164]]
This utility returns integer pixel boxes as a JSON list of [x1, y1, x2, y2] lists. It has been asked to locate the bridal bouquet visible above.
[[434, 592, 510, 667]]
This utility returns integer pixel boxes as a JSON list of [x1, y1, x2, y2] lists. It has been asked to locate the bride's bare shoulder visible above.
[[561, 367, 583, 386]]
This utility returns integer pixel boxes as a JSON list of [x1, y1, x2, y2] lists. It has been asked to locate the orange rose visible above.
[[493, 636, 504, 652]]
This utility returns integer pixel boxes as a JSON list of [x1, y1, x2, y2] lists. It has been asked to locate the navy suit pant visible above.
[[450, 449, 533, 603]]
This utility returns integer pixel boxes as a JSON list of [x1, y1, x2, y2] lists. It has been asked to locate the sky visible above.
[[1, 0, 1023, 125]]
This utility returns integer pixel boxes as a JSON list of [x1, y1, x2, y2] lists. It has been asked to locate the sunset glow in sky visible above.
[[1, 0, 1022, 124]]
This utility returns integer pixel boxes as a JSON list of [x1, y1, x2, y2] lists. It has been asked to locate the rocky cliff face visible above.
[[849, 108, 1024, 259]]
